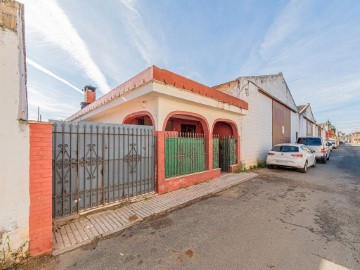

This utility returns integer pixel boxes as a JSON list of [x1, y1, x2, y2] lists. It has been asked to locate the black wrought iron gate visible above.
[[52, 121, 156, 218]]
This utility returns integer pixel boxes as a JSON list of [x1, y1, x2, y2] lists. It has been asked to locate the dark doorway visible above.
[[181, 124, 196, 134], [213, 121, 237, 172]]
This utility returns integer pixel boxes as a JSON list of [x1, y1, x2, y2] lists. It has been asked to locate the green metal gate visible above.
[[213, 136, 220, 169], [165, 132, 206, 178], [213, 136, 237, 172]]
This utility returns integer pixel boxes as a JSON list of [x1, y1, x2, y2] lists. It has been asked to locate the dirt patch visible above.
[[10, 254, 58, 270], [185, 249, 194, 258], [81, 237, 99, 251], [149, 217, 173, 230], [314, 203, 344, 241], [258, 173, 337, 195], [128, 214, 138, 222]]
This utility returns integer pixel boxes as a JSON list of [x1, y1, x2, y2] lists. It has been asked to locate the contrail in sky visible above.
[[21, 0, 111, 94], [27, 58, 83, 94]]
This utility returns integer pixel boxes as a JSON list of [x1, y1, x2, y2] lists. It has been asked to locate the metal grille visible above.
[[220, 136, 237, 172], [165, 132, 206, 178], [216, 136, 237, 172], [52, 121, 155, 218]]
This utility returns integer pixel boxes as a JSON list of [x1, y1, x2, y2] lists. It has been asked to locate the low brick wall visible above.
[[29, 122, 52, 256], [157, 169, 221, 194]]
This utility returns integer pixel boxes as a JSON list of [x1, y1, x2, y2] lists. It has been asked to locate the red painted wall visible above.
[[165, 117, 204, 134], [213, 122, 233, 137], [126, 115, 152, 126], [29, 122, 53, 256]]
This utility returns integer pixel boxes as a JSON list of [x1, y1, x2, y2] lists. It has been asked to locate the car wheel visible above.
[[313, 158, 316, 167], [267, 165, 273, 169], [301, 161, 308, 173]]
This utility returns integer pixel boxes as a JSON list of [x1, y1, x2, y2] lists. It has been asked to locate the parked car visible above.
[[328, 139, 337, 149], [296, 136, 330, 163], [266, 143, 316, 173], [326, 140, 333, 151]]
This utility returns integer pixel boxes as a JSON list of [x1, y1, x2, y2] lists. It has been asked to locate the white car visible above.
[[266, 143, 316, 173], [297, 136, 330, 163], [328, 139, 337, 149]]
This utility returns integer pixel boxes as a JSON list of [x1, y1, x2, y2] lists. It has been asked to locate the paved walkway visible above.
[[52, 172, 257, 255]]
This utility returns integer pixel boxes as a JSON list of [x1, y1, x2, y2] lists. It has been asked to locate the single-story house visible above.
[[67, 66, 249, 194]]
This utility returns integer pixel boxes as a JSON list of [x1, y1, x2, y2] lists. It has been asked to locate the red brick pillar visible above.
[[29, 122, 53, 256], [156, 131, 166, 194]]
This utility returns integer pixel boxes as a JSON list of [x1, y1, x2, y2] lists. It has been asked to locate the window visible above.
[[297, 137, 321, 146], [271, 145, 299, 152], [271, 145, 281, 152], [280, 146, 299, 152]]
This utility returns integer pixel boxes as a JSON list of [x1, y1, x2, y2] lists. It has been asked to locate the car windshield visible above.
[[271, 145, 299, 152], [297, 137, 321, 146]]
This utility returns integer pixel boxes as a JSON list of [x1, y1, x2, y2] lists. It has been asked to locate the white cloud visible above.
[[20, 0, 111, 94], [118, 0, 159, 65], [239, 0, 309, 74], [27, 86, 79, 120], [259, 0, 309, 58], [27, 58, 83, 94]]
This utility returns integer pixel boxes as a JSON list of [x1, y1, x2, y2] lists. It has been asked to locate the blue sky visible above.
[[21, 0, 360, 133]]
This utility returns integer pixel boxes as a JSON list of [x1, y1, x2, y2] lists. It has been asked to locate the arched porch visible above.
[[163, 112, 210, 178], [123, 111, 155, 127], [212, 119, 240, 172]]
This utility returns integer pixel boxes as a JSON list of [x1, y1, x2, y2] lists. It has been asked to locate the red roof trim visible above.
[[153, 66, 248, 110], [67, 66, 248, 121]]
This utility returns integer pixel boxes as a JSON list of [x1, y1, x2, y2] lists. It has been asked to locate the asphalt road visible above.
[[18, 144, 360, 270]]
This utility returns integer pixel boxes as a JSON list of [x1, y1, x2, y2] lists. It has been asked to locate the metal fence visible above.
[[52, 121, 155, 218], [165, 132, 206, 178], [213, 136, 220, 169], [213, 135, 237, 172]]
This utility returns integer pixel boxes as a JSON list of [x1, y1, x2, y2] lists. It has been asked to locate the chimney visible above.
[[80, 85, 96, 109]]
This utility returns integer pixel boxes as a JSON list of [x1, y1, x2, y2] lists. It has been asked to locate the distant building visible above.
[[351, 132, 360, 143], [297, 103, 316, 137], [213, 73, 299, 168]]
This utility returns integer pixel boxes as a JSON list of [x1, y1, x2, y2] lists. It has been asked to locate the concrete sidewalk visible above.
[[52, 172, 257, 255]]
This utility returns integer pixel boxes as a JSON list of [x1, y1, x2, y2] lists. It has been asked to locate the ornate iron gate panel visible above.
[[219, 136, 237, 172], [52, 121, 155, 218]]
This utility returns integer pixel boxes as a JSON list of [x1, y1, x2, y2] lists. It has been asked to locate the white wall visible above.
[[84, 89, 159, 128], [156, 94, 241, 130], [291, 111, 300, 143], [298, 116, 307, 137], [82, 82, 242, 133], [239, 73, 298, 112], [313, 125, 318, 137], [221, 81, 272, 168], [0, 1, 30, 262]]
